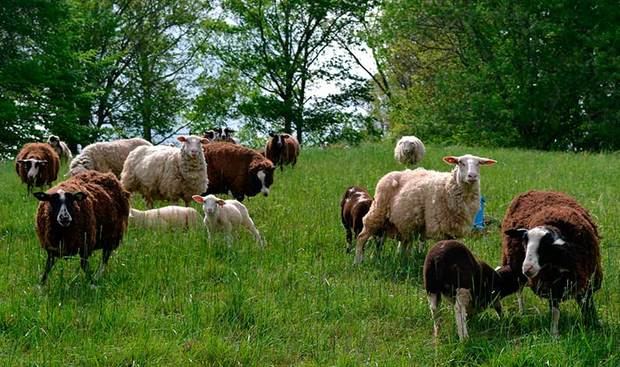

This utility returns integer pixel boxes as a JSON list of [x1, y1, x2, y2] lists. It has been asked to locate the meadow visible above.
[[0, 142, 618, 366]]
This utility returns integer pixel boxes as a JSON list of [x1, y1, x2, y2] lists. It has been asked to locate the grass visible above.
[[0, 141, 618, 366]]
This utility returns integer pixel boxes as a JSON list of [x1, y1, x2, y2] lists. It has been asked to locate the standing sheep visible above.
[[202, 142, 275, 201], [69, 137, 152, 178], [340, 186, 387, 254], [501, 190, 602, 336], [33, 170, 130, 284], [265, 133, 300, 170], [129, 206, 202, 229], [394, 136, 425, 166], [192, 194, 264, 247], [47, 135, 73, 164], [15, 143, 60, 194], [121, 135, 209, 208], [355, 154, 496, 264]]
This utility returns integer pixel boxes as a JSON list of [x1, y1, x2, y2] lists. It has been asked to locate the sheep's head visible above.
[[47, 135, 60, 148], [250, 160, 275, 196], [192, 194, 225, 216], [178, 135, 209, 160], [18, 158, 48, 182], [34, 189, 86, 228], [443, 154, 496, 185], [505, 226, 567, 279], [269, 133, 287, 149]]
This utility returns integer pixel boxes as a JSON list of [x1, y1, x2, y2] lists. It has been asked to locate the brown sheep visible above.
[[202, 142, 275, 202], [34, 170, 130, 285], [340, 186, 386, 254], [500, 190, 602, 336], [15, 143, 60, 194], [265, 133, 300, 171]]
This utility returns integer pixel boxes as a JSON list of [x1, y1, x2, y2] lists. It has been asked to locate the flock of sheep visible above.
[[13, 133, 602, 342]]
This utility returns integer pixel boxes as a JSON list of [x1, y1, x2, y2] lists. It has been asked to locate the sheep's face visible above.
[[269, 133, 286, 149], [192, 194, 224, 216], [505, 226, 567, 279], [178, 135, 209, 160], [443, 154, 496, 185], [250, 163, 274, 196], [18, 159, 48, 182], [34, 189, 86, 228]]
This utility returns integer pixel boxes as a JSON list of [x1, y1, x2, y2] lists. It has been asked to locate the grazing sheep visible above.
[[46, 135, 73, 164], [265, 132, 300, 170], [501, 190, 602, 336], [69, 138, 152, 178], [192, 194, 264, 247], [129, 206, 202, 229], [394, 136, 425, 166], [121, 135, 209, 208], [33, 170, 130, 284], [15, 143, 60, 194], [340, 186, 387, 254], [355, 154, 497, 264], [424, 240, 511, 341], [202, 142, 275, 201]]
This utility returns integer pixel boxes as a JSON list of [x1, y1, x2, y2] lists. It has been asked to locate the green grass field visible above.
[[0, 142, 618, 366]]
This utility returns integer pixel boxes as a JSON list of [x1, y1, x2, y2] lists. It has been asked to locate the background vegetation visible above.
[[0, 142, 619, 365]]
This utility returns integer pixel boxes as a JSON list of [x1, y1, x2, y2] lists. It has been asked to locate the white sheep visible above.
[[69, 138, 152, 177], [192, 194, 264, 247], [394, 135, 425, 166], [121, 135, 209, 208], [128, 206, 202, 229], [47, 135, 73, 164], [355, 154, 496, 264]]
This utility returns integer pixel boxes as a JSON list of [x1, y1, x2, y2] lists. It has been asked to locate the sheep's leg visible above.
[[345, 228, 353, 253], [375, 232, 385, 257], [549, 299, 560, 338], [454, 288, 471, 341], [95, 248, 113, 280], [223, 223, 234, 247], [428, 293, 441, 341], [493, 300, 503, 318], [40, 253, 56, 285], [80, 256, 93, 284], [242, 218, 264, 247], [354, 229, 371, 264]]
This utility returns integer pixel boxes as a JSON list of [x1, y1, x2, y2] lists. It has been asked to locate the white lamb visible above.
[[121, 135, 209, 208], [69, 137, 152, 177], [47, 135, 73, 164], [355, 154, 496, 264], [394, 135, 425, 166], [192, 194, 264, 247], [129, 206, 202, 229]]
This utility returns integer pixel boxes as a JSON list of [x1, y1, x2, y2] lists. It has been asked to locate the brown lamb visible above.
[[202, 142, 275, 201], [34, 170, 130, 285], [340, 186, 387, 254], [15, 142, 60, 194], [265, 133, 300, 170]]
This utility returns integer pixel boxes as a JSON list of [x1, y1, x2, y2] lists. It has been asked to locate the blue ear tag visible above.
[[473, 196, 486, 230]]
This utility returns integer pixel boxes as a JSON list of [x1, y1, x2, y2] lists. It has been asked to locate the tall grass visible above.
[[0, 142, 618, 365]]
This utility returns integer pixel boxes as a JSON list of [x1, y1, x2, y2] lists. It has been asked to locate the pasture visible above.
[[0, 142, 618, 366]]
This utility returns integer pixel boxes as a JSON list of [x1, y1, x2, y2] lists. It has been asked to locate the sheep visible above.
[[121, 135, 209, 208], [192, 194, 264, 247], [204, 127, 237, 143], [394, 135, 425, 166], [69, 137, 152, 178], [201, 142, 275, 202], [265, 132, 300, 171], [15, 143, 60, 194], [354, 154, 497, 264], [501, 190, 602, 336], [424, 240, 512, 341], [33, 170, 130, 285], [340, 186, 387, 254], [129, 206, 202, 229], [46, 135, 73, 164]]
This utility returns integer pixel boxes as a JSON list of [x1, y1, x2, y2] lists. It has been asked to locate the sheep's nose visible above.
[[523, 264, 535, 277], [467, 174, 478, 182]]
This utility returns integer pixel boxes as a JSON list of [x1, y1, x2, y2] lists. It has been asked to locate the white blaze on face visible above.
[[522, 227, 548, 278], [257, 170, 269, 196], [25, 159, 40, 180], [56, 190, 72, 227]]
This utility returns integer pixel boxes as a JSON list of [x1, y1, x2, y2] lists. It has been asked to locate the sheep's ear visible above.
[[442, 156, 459, 165], [73, 192, 86, 201], [479, 158, 497, 166], [33, 192, 50, 201], [269, 131, 275, 137], [192, 195, 205, 204], [177, 136, 187, 143], [216, 199, 226, 206], [552, 238, 566, 246], [505, 228, 528, 238], [200, 138, 210, 144], [16, 159, 26, 164]]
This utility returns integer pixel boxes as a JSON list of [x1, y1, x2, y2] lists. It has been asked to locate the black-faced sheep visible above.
[[46, 135, 73, 164], [201, 142, 275, 202], [34, 170, 130, 284], [501, 190, 602, 336], [192, 194, 264, 247], [129, 206, 202, 229], [15, 143, 60, 194], [69, 137, 152, 177], [394, 135, 425, 166], [204, 127, 237, 143], [340, 186, 387, 254], [121, 135, 209, 208], [424, 240, 512, 341], [355, 154, 497, 264], [265, 133, 300, 171]]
